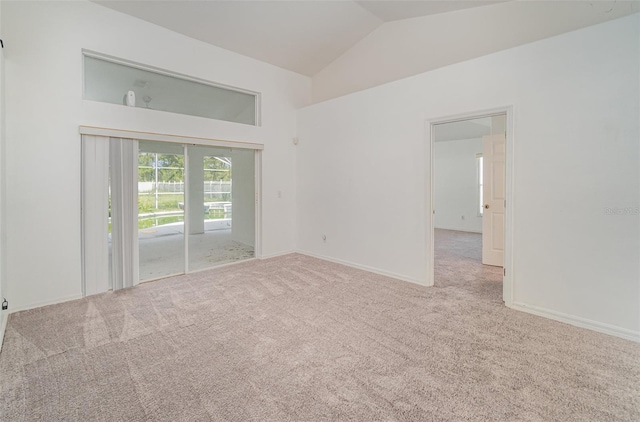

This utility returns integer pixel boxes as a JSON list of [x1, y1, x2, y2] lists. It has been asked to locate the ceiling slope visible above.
[[93, 1, 639, 102], [312, 0, 639, 102], [93, 0, 514, 76], [94, 0, 383, 76]]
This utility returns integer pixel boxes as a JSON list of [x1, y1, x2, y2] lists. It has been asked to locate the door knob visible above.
[[484, 204, 490, 209]]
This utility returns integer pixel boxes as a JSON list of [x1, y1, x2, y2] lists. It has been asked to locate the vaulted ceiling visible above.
[[91, 0, 511, 75], [94, 1, 639, 99]]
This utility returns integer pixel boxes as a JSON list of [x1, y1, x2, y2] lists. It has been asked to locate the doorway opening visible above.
[[427, 108, 513, 304]]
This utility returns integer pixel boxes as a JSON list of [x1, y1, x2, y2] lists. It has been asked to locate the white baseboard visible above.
[[510, 301, 640, 343], [0, 312, 7, 352], [297, 250, 425, 287], [8, 294, 84, 315], [259, 250, 296, 260]]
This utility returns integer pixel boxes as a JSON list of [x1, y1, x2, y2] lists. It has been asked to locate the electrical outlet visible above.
[[2, 298, 7, 311]]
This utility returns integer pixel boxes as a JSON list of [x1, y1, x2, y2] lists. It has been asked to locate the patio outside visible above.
[[109, 149, 255, 283]]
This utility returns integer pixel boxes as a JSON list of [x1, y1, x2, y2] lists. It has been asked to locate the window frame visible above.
[[82, 49, 262, 126]]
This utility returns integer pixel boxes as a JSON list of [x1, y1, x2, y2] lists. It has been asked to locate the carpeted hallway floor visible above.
[[434, 228, 504, 298], [1, 250, 639, 420]]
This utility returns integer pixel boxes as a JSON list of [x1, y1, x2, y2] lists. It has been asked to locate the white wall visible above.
[[298, 15, 640, 339], [434, 138, 483, 233], [2, 1, 310, 311]]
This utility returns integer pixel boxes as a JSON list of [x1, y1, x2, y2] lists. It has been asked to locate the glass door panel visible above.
[[138, 141, 185, 281], [187, 146, 255, 271]]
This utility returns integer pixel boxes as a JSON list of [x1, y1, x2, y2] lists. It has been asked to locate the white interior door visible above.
[[482, 133, 505, 266]]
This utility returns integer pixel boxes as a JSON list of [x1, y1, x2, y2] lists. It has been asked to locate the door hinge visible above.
[[504, 199, 506, 208], [0, 39, 4, 49], [503, 268, 506, 276]]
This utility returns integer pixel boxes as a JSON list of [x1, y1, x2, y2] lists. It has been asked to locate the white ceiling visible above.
[[94, 1, 638, 78], [93, 0, 512, 76]]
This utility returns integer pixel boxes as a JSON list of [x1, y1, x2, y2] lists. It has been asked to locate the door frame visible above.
[[425, 106, 514, 306]]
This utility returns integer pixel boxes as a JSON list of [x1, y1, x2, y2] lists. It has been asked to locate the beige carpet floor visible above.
[[1, 247, 639, 420], [434, 229, 504, 294]]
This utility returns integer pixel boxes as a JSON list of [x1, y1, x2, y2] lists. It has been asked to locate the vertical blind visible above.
[[82, 135, 139, 293], [109, 138, 139, 290]]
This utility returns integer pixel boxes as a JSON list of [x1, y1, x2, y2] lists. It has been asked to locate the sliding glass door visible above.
[[132, 142, 256, 282], [187, 146, 255, 272], [138, 142, 185, 282], [82, 133, 259, 295]]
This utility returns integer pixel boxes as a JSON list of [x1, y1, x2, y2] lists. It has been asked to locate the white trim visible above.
[[297, 250, 425, 287], [79, 126, 264, 150], [425, 120, 435, 286], [510, 302, 640, 343], [426, 106, 514, 304], [0, 312, 7, 352], [428, 108, 509, 126], [0, 29, 5, 355], [476, 154, 484, 217], [7, 294, 84, 314], [503, 108, 515, 306]]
